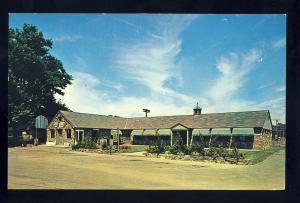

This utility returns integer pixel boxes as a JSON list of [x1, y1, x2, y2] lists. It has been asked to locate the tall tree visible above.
[[8, 24, 72, 129]]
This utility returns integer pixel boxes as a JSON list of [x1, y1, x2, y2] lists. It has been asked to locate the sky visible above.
[[9, 14, 286, 123]]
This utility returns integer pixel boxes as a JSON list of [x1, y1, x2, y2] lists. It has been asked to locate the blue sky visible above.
[[9, 14, 286, 123]]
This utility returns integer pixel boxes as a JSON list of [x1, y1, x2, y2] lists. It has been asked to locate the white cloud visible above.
[[101, 79, 124, 92], [56, 49, 285, 122], [53, 34, 82, 42], [55, 71, 195, 117], [55, 15, 285, 123], [275, 85, 285, 92], [113, 15, 198, 103], [250, 96, 285, 123], [273, 37, 286, 48], [258, 81, 276, 89], [208, 50, 262, 104]]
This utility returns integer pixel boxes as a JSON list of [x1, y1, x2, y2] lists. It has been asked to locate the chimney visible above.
[[193, 102, 202, 115]]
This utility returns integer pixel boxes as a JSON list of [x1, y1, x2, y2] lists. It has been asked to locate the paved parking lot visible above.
[[8, 145, 285, 190]]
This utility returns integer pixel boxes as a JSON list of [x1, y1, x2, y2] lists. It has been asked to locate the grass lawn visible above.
[[122, 145, 149, 153], [242, 146, 285, 164]]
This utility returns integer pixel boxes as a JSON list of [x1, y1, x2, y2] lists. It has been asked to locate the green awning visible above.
[[211, 128, 231, 135], [143, 129, 157, 136], [131, 129, 144, 136], [232, 128, 254, 135], [157, 129, 171, 136], [110, 129, 122, 136], [192, 128, 211, 136]]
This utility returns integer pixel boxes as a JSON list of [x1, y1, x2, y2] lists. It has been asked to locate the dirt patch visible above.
[[8, 146, 285, 190]]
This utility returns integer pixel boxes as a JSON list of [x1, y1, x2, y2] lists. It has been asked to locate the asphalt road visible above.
[[8, 145, 285, 190]]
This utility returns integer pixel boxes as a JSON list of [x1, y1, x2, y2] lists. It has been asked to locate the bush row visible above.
[[145, 140, 247, 164]]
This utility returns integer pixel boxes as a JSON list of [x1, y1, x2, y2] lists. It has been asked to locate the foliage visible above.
[[8, 136, 21, 147], [72, 135, 97, 150], [83, 134, 97, 149], [191, 143, 205, 156], [205, 147, 220, 161], [145, 140, 249, 164], [146, 139, 165, 157], [167, 144, 181, 155], [8, 24, 72, 130]]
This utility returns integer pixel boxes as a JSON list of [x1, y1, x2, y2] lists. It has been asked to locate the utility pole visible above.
[[143, 109, 150, 118]]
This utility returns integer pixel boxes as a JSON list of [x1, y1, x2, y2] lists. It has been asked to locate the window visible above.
[[76, 130, 84, 142], [50, 129, 55, 138], [57, 129, 62, 135], [66, 129, 71, 139]]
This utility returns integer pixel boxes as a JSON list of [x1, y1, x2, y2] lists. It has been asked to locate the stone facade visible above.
[[253, 130, 273, 150], [46, 112, 75, 146]]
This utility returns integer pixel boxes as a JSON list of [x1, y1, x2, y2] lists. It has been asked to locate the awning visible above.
[[131, 129, 144, 136], [157, 129, 171, 136], [110, 129, 122, 136], [211, 128, 231, 135], [192, 128, 210, 136], [232, 128, 254, 136], [143, 129, 157, 136]]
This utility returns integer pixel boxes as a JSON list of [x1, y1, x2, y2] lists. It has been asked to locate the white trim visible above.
[[75, 130, 84, 144]]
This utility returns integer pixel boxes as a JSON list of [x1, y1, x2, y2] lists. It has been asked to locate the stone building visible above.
[[46, 105, 273, 150]]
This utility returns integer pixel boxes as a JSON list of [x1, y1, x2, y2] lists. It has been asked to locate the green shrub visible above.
[[206, 147, 220, 161], [191, 143, 205, 156], [181, 145, 193, 155], [83, 134, 97, 149], [146, 139, 165, 157], [72, 143, 82, 150], [228, 147, 245, 164], [168, 144, 181, 155]]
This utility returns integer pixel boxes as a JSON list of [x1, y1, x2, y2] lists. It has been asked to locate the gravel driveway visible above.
[[8, 145, 285, 190]]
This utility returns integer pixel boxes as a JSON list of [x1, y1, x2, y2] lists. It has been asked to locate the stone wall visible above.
[[253, 130, 273, 150], [46, 112, 74, 146]]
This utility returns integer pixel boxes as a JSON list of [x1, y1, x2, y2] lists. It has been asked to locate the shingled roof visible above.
[[59, 111, 127, 129], [58, 110, 270, 130]]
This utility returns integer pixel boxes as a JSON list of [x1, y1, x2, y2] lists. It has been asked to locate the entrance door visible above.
[[56, 129, 63, 145], [172, 130, 187, 145]]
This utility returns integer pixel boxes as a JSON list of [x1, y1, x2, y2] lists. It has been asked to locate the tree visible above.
[[8, 24, 72, 130]]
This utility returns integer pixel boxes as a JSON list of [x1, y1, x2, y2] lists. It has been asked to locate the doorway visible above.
[[172, 130, 187, 145], [56, 129, 63, 145]]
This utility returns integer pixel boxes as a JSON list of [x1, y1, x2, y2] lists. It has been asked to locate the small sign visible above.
[[109, 139, 114, 146], [35, 115, 48, 129]]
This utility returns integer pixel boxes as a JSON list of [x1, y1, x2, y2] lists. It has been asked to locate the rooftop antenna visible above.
[[143, 109, 150, 118]]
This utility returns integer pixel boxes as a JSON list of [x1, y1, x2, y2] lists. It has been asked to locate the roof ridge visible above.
[[198, 110, 269, 115], [60, 109, 269, 120], [60, 110, 127, 118]]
